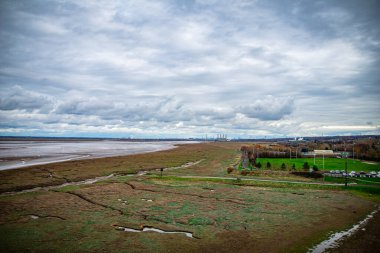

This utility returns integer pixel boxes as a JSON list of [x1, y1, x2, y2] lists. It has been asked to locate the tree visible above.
[[303, 162, 310, 171], [266, 162, 271, 169], [256, 162, 262, 168], [281, 163, 286, 170], [292, 163, 296, 171]]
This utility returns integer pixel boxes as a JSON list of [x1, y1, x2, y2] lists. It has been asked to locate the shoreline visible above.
[[0, 142, 210, 194], [0, 140, 197, 171]]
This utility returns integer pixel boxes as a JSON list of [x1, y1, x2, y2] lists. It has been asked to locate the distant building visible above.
[[313, 150, 334, 155], [215, 134, 229, 142], [302, 150, 342, 157], [289, 137, 305, 142]]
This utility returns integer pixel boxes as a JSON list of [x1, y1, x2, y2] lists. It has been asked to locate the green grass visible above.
[[323, 176, 356, 184], [153, 175, 380, 196], [155, 175, 340, 190], [324, 176, 380, 185], [256, 157, 380, 172], [237, 160, 254, 171], [188, 217, 213, 225]]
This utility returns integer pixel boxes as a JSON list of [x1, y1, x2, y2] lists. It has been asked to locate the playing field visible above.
[[256, 157, 380, 172]]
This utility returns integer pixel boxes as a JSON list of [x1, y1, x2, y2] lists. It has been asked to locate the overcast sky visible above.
[[0, 0, 379, 138]]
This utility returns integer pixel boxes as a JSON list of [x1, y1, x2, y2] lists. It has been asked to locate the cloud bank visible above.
[[0, 0, 379, 138]]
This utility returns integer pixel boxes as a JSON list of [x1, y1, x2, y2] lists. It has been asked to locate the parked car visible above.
[[370, 171, 377, 178]]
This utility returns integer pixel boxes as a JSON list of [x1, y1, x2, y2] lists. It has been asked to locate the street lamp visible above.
[[323, 152, 324, 170], [342, 152, 349, 188], [345, 154, 348, 188]]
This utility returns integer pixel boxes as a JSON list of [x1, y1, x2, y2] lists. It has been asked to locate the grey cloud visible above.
[[55, 98, 114, 116], [0, 85, 53, 112], [54, 95, 233, 125], [0, 0, 379, 137], [239, 96, 294, 121]]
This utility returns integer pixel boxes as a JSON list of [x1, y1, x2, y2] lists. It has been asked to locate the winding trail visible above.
[[175, 175, 357, 186]]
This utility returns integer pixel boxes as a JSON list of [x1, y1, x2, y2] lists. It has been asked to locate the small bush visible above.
[[281, 163, 286, 170], [227, 167, 234, 174], [266, 162, 271, 169], [292, 163, 296, 171], [312, 165, 318, 171], [303, 162, 310, 171], [256, 162, 262, 168], [291, 171, 323, 178], [241, 169, 249, 176]]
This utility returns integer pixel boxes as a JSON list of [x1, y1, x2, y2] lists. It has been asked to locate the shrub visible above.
[[227, 167, 234, 174], [303, 162, 310, 171], [266, 162, 271, 169], [292, 163, 296, 171], [281, 163, 286, 170], [256, 162, 262, 168], [312, 165, 318, 171], [291, 171, 323, 178], [241, 169, 249, 176]]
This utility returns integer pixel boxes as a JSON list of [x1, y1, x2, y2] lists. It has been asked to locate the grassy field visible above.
[[256, 157, 380, 172], [0, 176, 376, 253], [0, 142, 379, 252]]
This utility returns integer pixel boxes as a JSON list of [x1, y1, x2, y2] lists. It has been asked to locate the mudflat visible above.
[[0, 140, 189, 170]]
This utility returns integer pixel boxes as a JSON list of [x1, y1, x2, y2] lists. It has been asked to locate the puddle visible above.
[[308, 207, 379, 253], [137, 171, 148, 176], [118, 199, 128, 205], [114, 225, 197, 239]]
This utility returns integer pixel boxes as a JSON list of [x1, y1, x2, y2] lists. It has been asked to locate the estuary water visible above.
[[0, 140, 193, 171]]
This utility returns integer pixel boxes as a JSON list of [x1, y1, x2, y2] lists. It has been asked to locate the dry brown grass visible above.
[[0, 176, 376, 253]]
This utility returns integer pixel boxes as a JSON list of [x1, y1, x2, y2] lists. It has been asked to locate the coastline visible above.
[[0, 142, 210, 193], [0, 140, 197, 171]]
